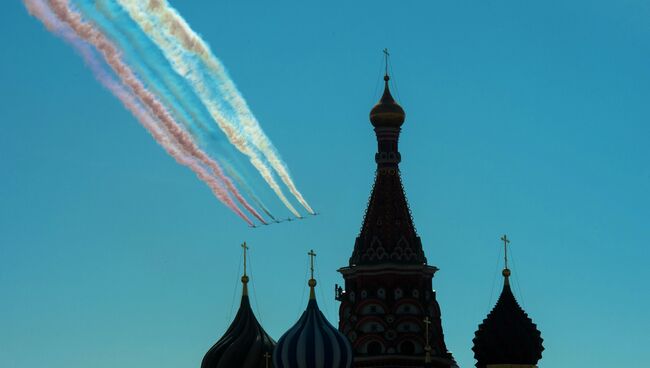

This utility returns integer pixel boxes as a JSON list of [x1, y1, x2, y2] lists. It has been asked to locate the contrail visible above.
[[22, 0, 254, 225], [123, 0, 314, 215], [35, 0, 266, 225], [116, 0, 303, 218], [90, 0, 217, 136], [221, 160, 277, 222], [22, 0, 252, 225], [47, 0, 268, 225]]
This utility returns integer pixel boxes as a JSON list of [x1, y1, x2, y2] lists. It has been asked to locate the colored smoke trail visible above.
[[33, 0, 266, 225], [116, 0, 302, 218], [125, 0, 314, 215], [222, 161, 277, 222], [22, 0, 254, 226], [90, 0, 217, 137]]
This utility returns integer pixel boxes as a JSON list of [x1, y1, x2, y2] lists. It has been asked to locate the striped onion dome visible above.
[[201, 274, 276, 368], [273, 277, 353, 368]]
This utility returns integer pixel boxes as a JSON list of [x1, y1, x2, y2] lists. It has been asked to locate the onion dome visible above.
[[369, 75, 405, 128], [274, 250, 353, 368], [472, 267, 544, 368], [202, 244, 276, 368]]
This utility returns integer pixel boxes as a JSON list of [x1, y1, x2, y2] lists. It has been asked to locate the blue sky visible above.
[[1, 0, 649, 367]]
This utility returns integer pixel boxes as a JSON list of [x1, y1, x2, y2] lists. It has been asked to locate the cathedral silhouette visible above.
[[200, 69, 544, 368]]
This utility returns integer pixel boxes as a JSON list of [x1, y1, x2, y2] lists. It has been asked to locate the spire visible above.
[[472, 236, 544, 368], [308, 249, 317, 299], [350, 51, 424, 265]]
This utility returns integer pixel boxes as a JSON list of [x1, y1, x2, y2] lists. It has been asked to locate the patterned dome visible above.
[[472, 270, 544, 367], [202, 276, 276, 368], [274, 278, 353, 368]]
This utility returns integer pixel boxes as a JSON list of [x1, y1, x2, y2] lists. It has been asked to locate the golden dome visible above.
[[370, 76, 405, 128]]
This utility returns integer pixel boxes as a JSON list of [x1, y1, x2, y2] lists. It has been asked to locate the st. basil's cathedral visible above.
[[200, 68, 545, 368]]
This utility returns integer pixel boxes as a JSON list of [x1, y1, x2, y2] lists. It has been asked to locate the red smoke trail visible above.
[[134, 0, 314, 215], [23, 0, 254, 225], [43, 0, 267, 224]]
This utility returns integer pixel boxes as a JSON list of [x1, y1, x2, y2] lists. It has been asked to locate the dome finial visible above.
[[241, 241, 250, 295], [500, 234, 511, 283], [370, 49, 405, 127], [308, 249, 317, 299], [383, 48, 390, 80]]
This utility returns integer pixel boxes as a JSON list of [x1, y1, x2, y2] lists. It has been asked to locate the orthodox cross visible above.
[[308, 249, 317, 280], [264, 352, 271, 368], [424, 316, 432, 363], [241, 241, 249, 276], [500, 234, 510, 269], [423, 316, 431, 345], [383, 48, 390, 76]]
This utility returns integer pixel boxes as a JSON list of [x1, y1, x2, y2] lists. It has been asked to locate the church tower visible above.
[[336, 61, 456, 368]]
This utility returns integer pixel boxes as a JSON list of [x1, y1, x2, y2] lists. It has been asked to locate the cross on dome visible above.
[[308, 249, 318, 299], [500, 235, 512, 279], [241, 241, 249, 276], [383, 48, 390, 78], [264, 352, 271, 368]]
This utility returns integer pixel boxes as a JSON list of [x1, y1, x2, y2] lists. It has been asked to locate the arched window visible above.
[[399, 340, 415, 355], [396, 303, 421, 315], [360, 321, 385, 333], [361, 303, 386, 315], [397, 321, 421, 333], [367, 341, 383, 355]]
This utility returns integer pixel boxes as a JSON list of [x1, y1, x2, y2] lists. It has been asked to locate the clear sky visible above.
[[1, 1, 649, 367]]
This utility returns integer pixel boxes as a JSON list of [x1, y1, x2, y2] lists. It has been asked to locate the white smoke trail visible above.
[[34, 0, 266, 225], [222, 160, 277, 222], [116, 0, 303, 217], [125, 0, 314, 215], [23, 0, 254, 225], [51, 0, 270, 225]]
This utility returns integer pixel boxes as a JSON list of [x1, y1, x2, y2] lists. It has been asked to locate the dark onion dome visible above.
[[369, 75, 405, 128], [273, 278, 353, 368], [202, 274, 276, 368], [472, 268, 544, 368]]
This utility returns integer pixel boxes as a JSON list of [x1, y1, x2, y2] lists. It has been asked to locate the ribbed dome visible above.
[[273, 282, 353, 368], [472, 273, 544, 367], [202, 281, 276, 368], [369, 76, 405, 128]]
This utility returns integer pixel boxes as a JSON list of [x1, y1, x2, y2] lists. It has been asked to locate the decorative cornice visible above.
[[339, 263, 438, 277]]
